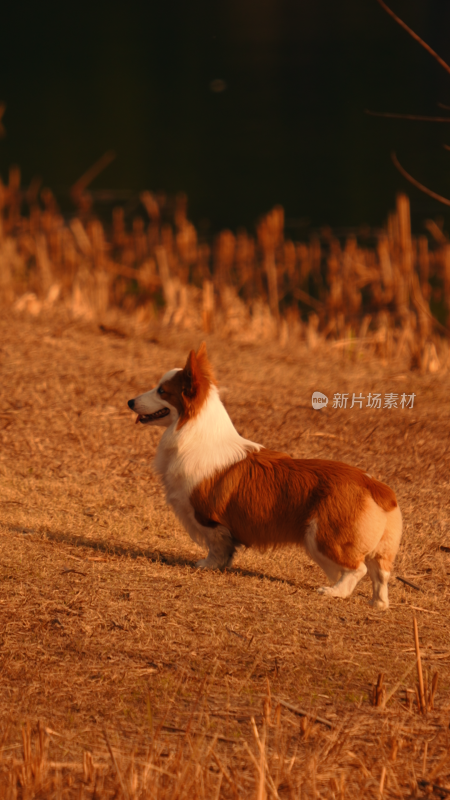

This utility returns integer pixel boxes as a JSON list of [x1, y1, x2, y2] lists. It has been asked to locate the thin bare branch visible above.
[[71, 150, 117, 199], [366, 110, 450, 123], [391, 151, 450, 207], [376, 0, 450, 76]]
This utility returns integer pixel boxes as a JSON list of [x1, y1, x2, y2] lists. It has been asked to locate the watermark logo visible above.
[[312, 391, 329, 410], [332, 393, 415, 409], [313, 391, 416, 410]]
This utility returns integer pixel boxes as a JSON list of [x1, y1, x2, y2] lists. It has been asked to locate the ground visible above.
[[0, 308, 449, 798]]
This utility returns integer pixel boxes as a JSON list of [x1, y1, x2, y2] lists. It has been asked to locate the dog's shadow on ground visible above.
[[7, 524, 302, 590]]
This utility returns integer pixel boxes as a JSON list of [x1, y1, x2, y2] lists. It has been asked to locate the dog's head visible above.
[[128, 343, 216, 429]]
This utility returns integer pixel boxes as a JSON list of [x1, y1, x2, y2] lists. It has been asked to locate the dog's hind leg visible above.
[[304, 519, 343, 584], [195, 525, 236, 570], [365, 504, 402, 610], [317, 561, 367, 599], [305, 518, 367, 600], [366, 558, 390, 610]]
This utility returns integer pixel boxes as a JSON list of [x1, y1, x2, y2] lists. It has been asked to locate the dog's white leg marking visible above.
[[195, 524, 236, 570], [316, 561, 367, 599], [366, 558, 390, 610]]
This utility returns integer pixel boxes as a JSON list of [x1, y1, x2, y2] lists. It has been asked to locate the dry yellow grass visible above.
[[0, 307, 450, 798]]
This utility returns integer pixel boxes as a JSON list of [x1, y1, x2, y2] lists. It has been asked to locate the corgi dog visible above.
[[128, 344, 402, 610]]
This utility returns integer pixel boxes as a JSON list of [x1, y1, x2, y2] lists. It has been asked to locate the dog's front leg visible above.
[[169, 496, 236, 570], [195, 524, 236, 570]]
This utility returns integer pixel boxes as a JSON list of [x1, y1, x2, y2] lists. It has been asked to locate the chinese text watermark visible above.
[[312, 392, 415, 410]]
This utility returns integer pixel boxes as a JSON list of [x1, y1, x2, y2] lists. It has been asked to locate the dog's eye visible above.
[[157, 386, 165, 395]]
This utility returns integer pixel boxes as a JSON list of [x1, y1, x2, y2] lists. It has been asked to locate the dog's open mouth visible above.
[[135, 408, 170, 424]]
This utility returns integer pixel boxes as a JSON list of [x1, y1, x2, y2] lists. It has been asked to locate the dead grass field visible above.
[[0, 307, 450, 799]]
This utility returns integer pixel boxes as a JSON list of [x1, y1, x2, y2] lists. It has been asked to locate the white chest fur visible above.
[[154, 387, 261, 529]]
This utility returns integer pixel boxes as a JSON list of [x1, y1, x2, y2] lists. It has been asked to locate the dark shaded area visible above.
[[6, 524, 302, 588], [1, 0, 450, 231]]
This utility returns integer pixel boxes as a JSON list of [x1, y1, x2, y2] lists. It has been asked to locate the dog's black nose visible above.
[[128, 399, 135, 410]]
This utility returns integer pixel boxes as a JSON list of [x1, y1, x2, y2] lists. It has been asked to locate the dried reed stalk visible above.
[[372, 674, 385, 707], [202, 280, 214, 333], [413, 617, 426, 714], [0, 163, 448, 371]]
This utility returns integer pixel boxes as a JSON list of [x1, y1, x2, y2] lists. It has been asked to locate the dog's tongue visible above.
[[135, 414, 143, 424]]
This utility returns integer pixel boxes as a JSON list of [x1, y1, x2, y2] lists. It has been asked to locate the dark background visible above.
[[1, 0, 450, 233]]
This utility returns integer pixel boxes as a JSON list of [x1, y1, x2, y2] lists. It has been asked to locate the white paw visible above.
[[317, 586, 335, 597], [369, 598, 389, 611], [195, 558, 223, 570]]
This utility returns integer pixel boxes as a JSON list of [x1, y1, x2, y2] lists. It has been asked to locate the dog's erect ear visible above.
[[196, 342, 208, 361], [183, 350, 197, 381], [183, 349, 198, 395], [194, 342, 216, 386], [182, 344, 216, 400]]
